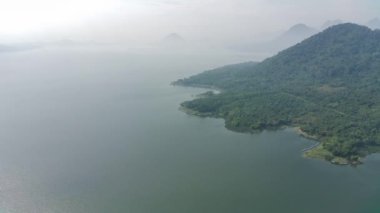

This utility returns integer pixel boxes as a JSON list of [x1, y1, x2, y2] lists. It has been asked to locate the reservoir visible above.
[[0, 47, 379, 213]]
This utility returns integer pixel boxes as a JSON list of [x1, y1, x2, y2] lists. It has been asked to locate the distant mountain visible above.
[[367, 18, 380, 29], [51, 39, 83, 46], [234, 23, 317, 56], [162, 33, 185, 43], [275, 23, 317, 46], [0, 39, 102, 53], [48, 39, 101, 47], [157, 33, 186, 49], [283, 23, 317, 37], [0, 43, 41, 52], [175, 23, 380, 165], [321, 20, 343, 29]]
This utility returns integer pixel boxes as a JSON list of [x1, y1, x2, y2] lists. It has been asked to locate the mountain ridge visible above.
[[232, 23, 317, 57]]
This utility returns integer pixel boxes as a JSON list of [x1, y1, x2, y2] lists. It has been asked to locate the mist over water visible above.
[[0, 47, 378, 213]]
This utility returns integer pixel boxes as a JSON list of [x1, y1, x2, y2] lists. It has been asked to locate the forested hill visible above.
[[173, 23, 380, 165]]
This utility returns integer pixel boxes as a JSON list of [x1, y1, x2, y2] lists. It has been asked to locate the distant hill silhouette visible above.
[[0, 43, 41, 52], [162, 33, 185, 44], [367, 18, 380, 29], [275, 24, 317, 45], [321, 20, 343, 29], [233, 23, 317, 56]]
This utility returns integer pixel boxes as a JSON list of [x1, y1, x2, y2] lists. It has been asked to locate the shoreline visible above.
[[293, 127, 318, 141], [291, 127, 358, 165], [180, 103, 357, 165], [175, 84, 361, 166], [172, 82, 223, 94]]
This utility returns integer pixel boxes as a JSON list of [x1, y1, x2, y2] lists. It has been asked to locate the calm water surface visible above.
[[0, 47, 379, 213]]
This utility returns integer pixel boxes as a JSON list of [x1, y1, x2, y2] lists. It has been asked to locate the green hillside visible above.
[[174, 23, 380, 165]]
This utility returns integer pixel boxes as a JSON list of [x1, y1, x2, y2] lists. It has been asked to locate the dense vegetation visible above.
[[174, 23, 380, 165]]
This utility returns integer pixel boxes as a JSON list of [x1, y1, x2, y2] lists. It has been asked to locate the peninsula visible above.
[[174, 23, 380, 165]]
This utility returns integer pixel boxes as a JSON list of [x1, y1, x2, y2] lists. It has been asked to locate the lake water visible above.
[[0, 47, 379, 213]]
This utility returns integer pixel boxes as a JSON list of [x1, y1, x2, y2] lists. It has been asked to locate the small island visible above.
[[173, 23, 380, 165]]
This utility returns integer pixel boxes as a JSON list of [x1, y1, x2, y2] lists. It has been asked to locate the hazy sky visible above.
[[0, 0, 379, 43]]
